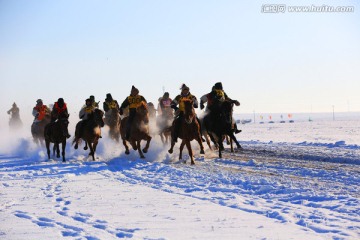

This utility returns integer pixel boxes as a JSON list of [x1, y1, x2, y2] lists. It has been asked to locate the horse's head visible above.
[[183, 99, 195, 124], [93, 109, 105, 127], [137, 102, 149, 124]]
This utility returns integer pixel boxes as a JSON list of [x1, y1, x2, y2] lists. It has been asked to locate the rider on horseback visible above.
[[51, 98, 71, 138], [171, 84, 200, 142], [119, 86, 147, 140], [201, 82, 241, 134], [8, 102, 20, 120], [103, 93, 120, 125], [33, 99, 51, 123], [89, 95, 99, 108], [158, 92, 172, 114], [75, 98, 100, 139]]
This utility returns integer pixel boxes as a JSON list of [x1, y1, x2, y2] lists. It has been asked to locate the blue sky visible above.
[[1, 0, 359, 123]]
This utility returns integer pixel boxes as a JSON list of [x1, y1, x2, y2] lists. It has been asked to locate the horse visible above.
[[31, 115, 51, 146], [168, 99, 205, 165], [44, 118, 69, 162], [120, 102, 152, 158], [203, 100, 241, 158], [9, 117, 23, 131], [73, 109, 105, 161], [156, 107, 173, 144], [105, 108, 121, 142]]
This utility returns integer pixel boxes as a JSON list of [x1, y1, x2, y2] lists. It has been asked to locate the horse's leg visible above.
[[142, 135, 152, 153], [55, 142, 60, 158], [179, 140, 185, 162], [204, 133, 212, 150], [226, 135, 230, 145], [62, 140, 66, 162], [92, 139, 99, 160], [228, 132, 242, 150], [196, 132, 205, 155], [185, 141, 195, 165], [230, 137, 234, 153], [84, 141, 88, 150], [45, 140, 51, 160], [137, 141, 145, 159], [218, 138, 224, 158], [87, 141, 95, 161], [123, 139, 130, 155], [160, 132, 165, 144], [168, 141, 174, 154]]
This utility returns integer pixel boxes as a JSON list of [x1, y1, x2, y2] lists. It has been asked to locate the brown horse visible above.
[[105, 108, 121, 142], [156, 107, 173, 144], [31, 115, 51, 146], [73, 109, 105, 161], [44, 118, 69, 162], [120, 102, 152, 158], [168, 99, 205, 165]]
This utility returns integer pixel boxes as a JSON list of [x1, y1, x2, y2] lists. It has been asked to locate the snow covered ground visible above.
[[1, 113, 360, 239]]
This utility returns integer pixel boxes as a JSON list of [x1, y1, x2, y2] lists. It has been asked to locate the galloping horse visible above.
[[156, 107, 173, 144], [44, 118, 69, 162], [203, 100, 241, 158], [105, 108, 121, 142], [120, 102, 152, 158], [73, 109, 104, 161], [168, 99, 205, 165], [31, 115, 51, 146]]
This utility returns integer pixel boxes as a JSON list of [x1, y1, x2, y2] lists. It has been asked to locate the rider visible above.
[[103, 93, 120, 124], [170, 84, 200, 142], [32, 99, 51, 123], [7, 102, 20, 120], [147, 102, 156, 119], [75, 98, 99, 139], [51, 98, 71, 138], [89, 95, 99, 108], [158, 92, 172, 114], [119, 86, 147, 140], [79, 98, 95, 120], [203, 82, 241, 134]]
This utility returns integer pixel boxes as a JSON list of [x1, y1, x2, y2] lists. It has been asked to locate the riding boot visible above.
[[233, 122, 242, 134]]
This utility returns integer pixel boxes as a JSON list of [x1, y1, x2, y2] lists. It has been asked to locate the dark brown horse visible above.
[[168, 99, 205, 165], [73, 109, 104, 161], [105, 108, 121, 142], [203, 100, 241, 158], [31, 115, 51, 146], [44, 118, 69, 162], [120, 102, 152, 158]]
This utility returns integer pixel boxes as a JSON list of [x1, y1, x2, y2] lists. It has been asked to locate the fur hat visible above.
[[89, 95, 95, 101], [163, 92, 169, 98], [214, 82, 223, 90], [131, 85, 139, 95], [36, 99, 43, 104], [180, 84, 189, 90], [57, 98, 64, 105], [106, 93, 113, 101]]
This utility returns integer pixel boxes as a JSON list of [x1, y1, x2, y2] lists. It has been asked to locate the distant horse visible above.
[[105, 108, 121, 142], [9, 117, 23, 131], [120, 102, 152, 158], [203, 100, 241, 158], [31, 115, 51, 146], [168, 99, 205, 165], [157, 107, 173, 144], [44, 118, 69, 162], [73, 109, 105, 161]]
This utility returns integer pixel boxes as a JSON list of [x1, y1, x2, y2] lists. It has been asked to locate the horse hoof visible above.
[[74, 145, 78, 149], [200, 149, 205, 154], [84, 147, 88, 150], [57, 154, 60, 158], [125, 150, 130, 155], [143, 149, 148, 153], [62, 160, 66, 162], [168, 149, 173, 154], [191, 162, 195, 165], [140, 156, 145, 159]]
